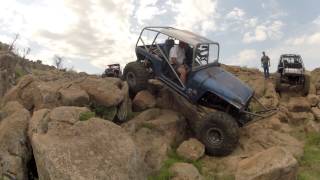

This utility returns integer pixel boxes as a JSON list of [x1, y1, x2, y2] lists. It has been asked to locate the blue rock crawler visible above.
[[124, 27, 256, 156]]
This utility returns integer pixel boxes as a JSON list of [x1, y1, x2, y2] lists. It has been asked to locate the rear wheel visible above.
[[303, 73, 311, 95], [197, 111, 239, 156], [123, 62, 150, 94], [274, 73, 281, 92]]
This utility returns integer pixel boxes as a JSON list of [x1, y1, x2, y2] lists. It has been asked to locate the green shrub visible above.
[[148, 150, 202, 180], [126, 111, 140, 121], [92, 105, 117, 121], [15, 67, 25, 78], [79, 111, 96, 121], [298, 133, 320, 180]]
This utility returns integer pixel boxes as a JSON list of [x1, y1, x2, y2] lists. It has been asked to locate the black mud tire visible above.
[[274, 73, 281, 92], [197, 111, 239, 156], [303, 73, 311, 96], [123, 62, 150, 94]]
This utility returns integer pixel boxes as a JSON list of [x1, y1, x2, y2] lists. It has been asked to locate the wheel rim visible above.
[[126, 72, 136, 87], [206, 128, 223, 145]]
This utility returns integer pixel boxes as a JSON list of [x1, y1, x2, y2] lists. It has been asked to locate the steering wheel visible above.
[[149, 46, 162, 57]]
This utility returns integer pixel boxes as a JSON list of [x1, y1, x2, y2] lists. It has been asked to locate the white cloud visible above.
[[244, 18, 258, 28], [243, 20, 284, 43], [261, 0, 287, 19], [169, 0, 219, 35], [229, 49, 259, 67], [313, 16, 320, 25], [0, 0, 137, 73], [243, 26, 268, 43], [135, 0, 166, 24], [226, 7, 245, 20], [286, 32, 320, 45]]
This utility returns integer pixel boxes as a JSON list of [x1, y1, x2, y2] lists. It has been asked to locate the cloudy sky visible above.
[[0, 0, 319, 74]]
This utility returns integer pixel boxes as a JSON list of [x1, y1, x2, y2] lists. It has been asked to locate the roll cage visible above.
[[135, 27, 220, 70], [278, 54, 305, 70]]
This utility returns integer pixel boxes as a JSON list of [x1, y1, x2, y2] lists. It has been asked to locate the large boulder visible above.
[[0, 102, 31, 180], [287, 97, 311, 112], [261, 116, 292, 133], [311, 107, 320, 121], [58, 85, 89, 106], [239, 123, 304, 158], [78, 77, 125, 107], [169, 162, 203, 180], [304, 120, 320, 133], [123, 108, 187, 173], [177, 138, 205, 161], [235, 147, 298, 180], [201, 155, 240, 179], [258, 81, 279, 108], [133, 90, 156, 111], [3, 75, 62, 111], [29, 106, 145, 180], [289, 112, 315, 125], [3, 75, 129, 112], [307, 94, 320, 107]]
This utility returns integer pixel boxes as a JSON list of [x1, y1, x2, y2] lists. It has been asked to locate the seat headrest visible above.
[[165, 39, 175, 46]]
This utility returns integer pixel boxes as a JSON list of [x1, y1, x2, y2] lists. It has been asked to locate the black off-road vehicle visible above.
[[123, 27, 274, 156], [275, 54, 310, 95], [102, 64, 122, 78]]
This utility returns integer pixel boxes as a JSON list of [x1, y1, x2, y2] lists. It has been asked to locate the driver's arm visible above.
[[171, 57, 178, 64]]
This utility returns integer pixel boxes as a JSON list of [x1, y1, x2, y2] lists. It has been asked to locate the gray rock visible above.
[[29, 106, 146, 180], [289, 112, 315, 125], [0, 101, 31, 180], [177, 138, 205, 161], [236, 147, 298, 180], [311, 107, 320, 121], [123, 108, 187, 173], [59, 85, 89, 106], [133, 90, 156, 111], [287, 97, 311, 112], [307, 94, 320, 107], [169, 162, 203, 180], [78, 77, 125, 107]]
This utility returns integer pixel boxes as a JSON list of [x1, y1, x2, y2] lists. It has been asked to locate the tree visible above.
[[53, 55, 64, 69], [8, 33, 20, 52], [21, 47, 31, 59]]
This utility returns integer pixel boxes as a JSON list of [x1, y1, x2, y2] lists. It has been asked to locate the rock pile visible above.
[[0, 51, 320, 179], [29, 107, 145, 180], [0, 102, 31, 180]]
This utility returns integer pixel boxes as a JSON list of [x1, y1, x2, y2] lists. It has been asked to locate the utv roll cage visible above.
[[135, 26, 220, 67], [278, 54, 304, 70]]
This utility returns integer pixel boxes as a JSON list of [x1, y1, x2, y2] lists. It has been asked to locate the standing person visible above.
[[261, 51, 270, 79]]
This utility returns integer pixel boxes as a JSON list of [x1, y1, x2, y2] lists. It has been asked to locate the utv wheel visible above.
[[197, 111, 239, 156], [303, 73, 311, 95], [274, 73, 281, 92], [123, 62, 150, 94]]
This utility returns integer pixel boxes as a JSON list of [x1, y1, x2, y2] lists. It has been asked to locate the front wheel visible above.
[[197, 111, 239, 156], [123, 62, 150, 94], [303, 73, 311, 96]]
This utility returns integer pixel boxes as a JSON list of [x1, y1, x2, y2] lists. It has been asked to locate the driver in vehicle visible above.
[[169, 41, 188, 84]]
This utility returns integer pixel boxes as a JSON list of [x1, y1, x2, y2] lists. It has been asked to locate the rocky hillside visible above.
[[0, 47, 320, 180], [0, 46, 55, 99]]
